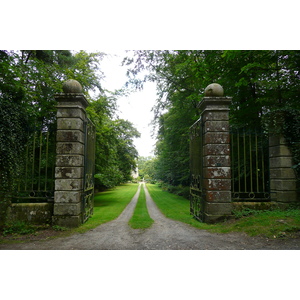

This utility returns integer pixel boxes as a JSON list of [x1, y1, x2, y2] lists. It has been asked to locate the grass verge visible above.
[[74, 183, 139, 234], [146, 183, 300, 239], [128, 184, 154, 229], [0, 183, 139, 242]]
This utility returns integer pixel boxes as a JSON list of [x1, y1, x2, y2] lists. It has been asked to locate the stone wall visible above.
[[7, 203, 53, 224]]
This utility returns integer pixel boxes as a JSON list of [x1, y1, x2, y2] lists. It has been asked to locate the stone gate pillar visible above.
[[52, 79, 89, 227], [198, 83, 232, 223], [269, 134, 298, 205]]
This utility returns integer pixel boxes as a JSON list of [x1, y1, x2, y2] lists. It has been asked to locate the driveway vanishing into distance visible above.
[[1, 183, 300, 250]]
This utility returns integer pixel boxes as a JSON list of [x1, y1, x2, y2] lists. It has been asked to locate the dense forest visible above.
[[0, 50, 140, 197], [126, 51, 300, 189]]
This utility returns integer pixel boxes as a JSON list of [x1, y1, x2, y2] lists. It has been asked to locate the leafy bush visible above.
[[2, 221, 36, 236]]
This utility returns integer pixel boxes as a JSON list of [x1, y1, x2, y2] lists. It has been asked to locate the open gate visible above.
[[82, 118, 96, 223], [190, 117, 205, 221]]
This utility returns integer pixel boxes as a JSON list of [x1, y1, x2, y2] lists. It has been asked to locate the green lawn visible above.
[[146, 183, 300, 239], [128, 184, 154, 229], [75, 183, 139, 233]]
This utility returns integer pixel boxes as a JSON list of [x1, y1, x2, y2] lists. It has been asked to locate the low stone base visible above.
[[52, 215, 82, 228], [202, 213, 232, 224], [7, 203, 53, 225]]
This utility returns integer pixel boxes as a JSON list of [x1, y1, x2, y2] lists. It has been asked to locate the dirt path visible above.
[[1, 183, 300, 250]]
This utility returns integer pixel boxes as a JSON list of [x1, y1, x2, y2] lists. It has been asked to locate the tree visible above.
[[123, 50, 300, 187]]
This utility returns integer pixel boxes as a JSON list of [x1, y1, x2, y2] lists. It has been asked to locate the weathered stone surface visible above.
[[269, 168, 297, 179], [270, 180, 297, 191], [202, 111, 229, 121], [203, 178, 231, 191], [62, 79, 83, 93], [203, 144, 230, 156], [52, 215, 82, 228], [8, 203, 53, 224], [55, 167, 84, 179], [55, 179, 83, 191], [232, 201, 279, 211], [57, 118, 84, 131], [56, 155, 84, 167], [198, 97, 232, 112], [206, 191, 231, 202], [203, 167, 231, 179], [203, 121, 230, 132], [54, 191, 81, 203], [269, 144, 292, 157], [57, 107, 86, 119], [269, 157, 294, 168], [203, 155, 231, 167], [272, 191, 299, 203], [56, 130, 84, 143], [204, 132, 230, 144], [56, 142, 84, 155], [204, 202, 232, 214], [53, 202, 81, 216], [269, 135, 287, 147], [204, 83, 224, 97]]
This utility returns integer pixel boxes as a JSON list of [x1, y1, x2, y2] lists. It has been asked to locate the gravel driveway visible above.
[[1, 183, 300, 250]]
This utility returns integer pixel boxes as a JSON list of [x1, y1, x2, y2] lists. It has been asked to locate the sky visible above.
[[99, 51, 157, 157]]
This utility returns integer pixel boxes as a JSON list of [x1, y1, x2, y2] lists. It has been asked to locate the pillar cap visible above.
[[62, 79, 83, 93], [204, 83, 224, 97]]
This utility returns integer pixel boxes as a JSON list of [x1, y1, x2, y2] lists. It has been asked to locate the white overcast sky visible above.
[[100, 51, 157, 157]]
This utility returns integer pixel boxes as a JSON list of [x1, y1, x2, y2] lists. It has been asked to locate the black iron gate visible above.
[[230, 128, 270, 202], [190, 117, 205, 221], [82, 118, 96, 223], [12, 127, 56, 203]]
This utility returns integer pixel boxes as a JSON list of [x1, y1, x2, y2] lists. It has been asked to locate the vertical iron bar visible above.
[[38, 131, 43, 191], [25, 140, 29, 191], [231, 131, 235, 194], [237, 130, 241, 195], [31, 132, 36, 191], [44, 131, 49, 191], [243, 129, 247, 192], [255, 130, 259, 192], [261, 135, 266, 192], [249, 131, 253, 193]]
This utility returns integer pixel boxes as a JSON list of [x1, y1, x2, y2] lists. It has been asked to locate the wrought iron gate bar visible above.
[[189, 117, 204, 221], [82, 118, 96, 223], [12, 128, 56, 203], [230, 128, 270, 202]]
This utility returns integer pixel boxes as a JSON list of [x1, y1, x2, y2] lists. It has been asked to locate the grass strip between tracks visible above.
[[128, 185, 154, 229]]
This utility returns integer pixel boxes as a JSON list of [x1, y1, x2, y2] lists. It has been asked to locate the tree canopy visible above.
[[124, 50, 300, 186], [0, 50, 140, 195]]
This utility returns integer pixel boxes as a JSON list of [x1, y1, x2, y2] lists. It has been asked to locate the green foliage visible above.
[[124, 50, 300, 191], [87, 98, 140, 190], [52, 225, 68, 231], [2, 221, 36, 236], [147, 184, 300, 238], [128, 185, 154, 229], [138, 156, 157, 180]]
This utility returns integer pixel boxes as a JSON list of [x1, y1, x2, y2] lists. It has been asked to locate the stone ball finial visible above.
[[62, 79, 83, 93], [204, 83, 224, 97]]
